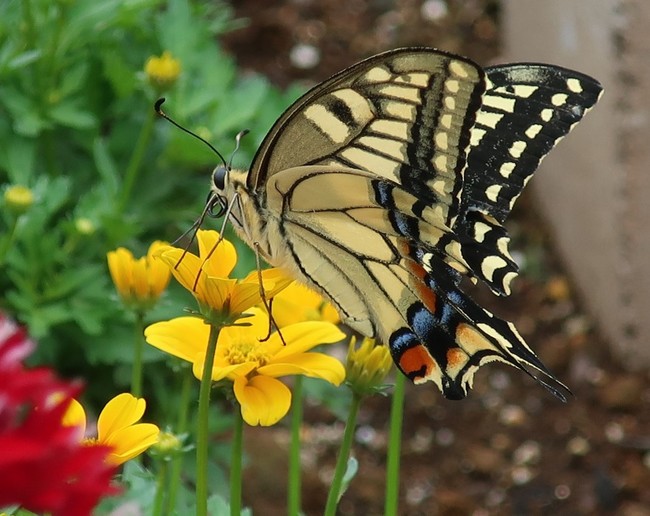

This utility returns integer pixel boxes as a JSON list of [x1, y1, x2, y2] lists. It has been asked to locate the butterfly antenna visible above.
[[154, 98, 228, 169], [227, 129, 249, 170], [171, 193, 219, 272]]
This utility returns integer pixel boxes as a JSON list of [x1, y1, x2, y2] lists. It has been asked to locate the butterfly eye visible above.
[[212, 166, 227, 191]]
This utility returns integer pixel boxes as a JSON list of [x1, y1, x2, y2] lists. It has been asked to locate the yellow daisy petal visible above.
[[145, 317, 210, 363], [61, 398, 87, 434], [159, 248, 203, 294], [105, 423, 160, 465], [203, 276, 237, 312], [147, 240, 172, 296], [270, 322, 345, 358], [233, 375, 291, 426], [216, 309, 276, 355], [132, 257, 149, 298], [97, 393, 145, 440], [196, 229, 237, 278], [271, 282, 324, 326], [229, 282, 268, 315], [257, 353, 345, 385], [321, 303, 340, 324], [191, 355, 257, 381], [107, 248, 134, 298]]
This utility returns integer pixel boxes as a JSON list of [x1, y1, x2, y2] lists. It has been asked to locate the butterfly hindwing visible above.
[[265, 166, 569, 400]]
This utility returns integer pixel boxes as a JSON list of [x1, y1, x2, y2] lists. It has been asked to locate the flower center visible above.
[[224, 337, 270, 366]]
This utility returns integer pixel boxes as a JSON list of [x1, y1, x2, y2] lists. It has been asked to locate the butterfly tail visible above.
[[389, 246, 570, 401]]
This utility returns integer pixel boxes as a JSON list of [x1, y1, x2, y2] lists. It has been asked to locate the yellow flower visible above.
[[157, 229, 291, 322], [107, 240, 171, 310], [64, 393, 160, 466], [145, 308, 345, 426], [346, 337, 393, 396], [144, 50, 181, 91], [270, 281, 340, 327], [3, 184, 33, 214]]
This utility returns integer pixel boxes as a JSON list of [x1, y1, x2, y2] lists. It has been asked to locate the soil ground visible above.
[[221, 1, 650, 514]]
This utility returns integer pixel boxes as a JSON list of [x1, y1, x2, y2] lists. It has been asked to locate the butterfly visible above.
[[208, 47, 602, 401]]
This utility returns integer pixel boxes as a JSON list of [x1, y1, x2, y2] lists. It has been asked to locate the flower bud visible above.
[[345, 337, 393, 396], [4, 185, 34, 215], [145, 51, 181, 92]]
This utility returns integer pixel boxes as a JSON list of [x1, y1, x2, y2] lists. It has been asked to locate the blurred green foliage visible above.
[[0, 0, 304, 403]]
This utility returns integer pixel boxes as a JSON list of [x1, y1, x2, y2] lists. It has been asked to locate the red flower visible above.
[[0, 314, 119, 515]]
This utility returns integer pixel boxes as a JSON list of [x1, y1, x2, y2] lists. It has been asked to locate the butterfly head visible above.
[[207, 165, 229, 218]]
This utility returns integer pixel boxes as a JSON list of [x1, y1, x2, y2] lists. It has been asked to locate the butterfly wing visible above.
[[228, 48, 601, 400]]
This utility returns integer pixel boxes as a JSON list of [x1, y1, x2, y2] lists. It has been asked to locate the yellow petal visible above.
[[145, 317, 210, 363], [270, 282, 323, 326], [229, 282, 267, 315], [191, 355, 257, 381], [202, 276, 236, 312], [242, 268, 294, 296], [105, 423, 160, 465], [226, 308, 273, 340], [107, 248, 135, 297], [62, 398, 87, 436], [196, 229, 237, 278], [233, 375, 291, 426], [321, 303, 340, 324], [159, 248, 204, 295], [132, 257, 149, 298], [258, 353, 345, 384], [97, 394, 146, 441], [147, 241, 171, 296], [270, 322, 345, 358]]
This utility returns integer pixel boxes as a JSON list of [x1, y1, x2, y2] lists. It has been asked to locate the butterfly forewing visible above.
[[451, 65, 603, 296], [249, 48, 485, 228], [221, 48, 602, 401]]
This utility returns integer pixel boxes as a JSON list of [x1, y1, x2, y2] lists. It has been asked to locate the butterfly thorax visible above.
[[214, 168, 275, 264]]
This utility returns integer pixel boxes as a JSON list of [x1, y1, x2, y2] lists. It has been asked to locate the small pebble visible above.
[[289, 43, 320, 69], [567, 436, 591, 456]]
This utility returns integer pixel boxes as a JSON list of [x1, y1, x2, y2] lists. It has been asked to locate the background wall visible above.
[[502, 0, 650, 369]]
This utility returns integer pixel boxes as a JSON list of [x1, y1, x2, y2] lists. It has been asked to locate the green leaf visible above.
[[339, 456, 360, 501], [206, 494, 252, 516], [48, 100, 97, 130], [101, 49, 138, 98], [92, 137, 120, 195], [8, 49, 43, 71], [0, 135, 37, 183]]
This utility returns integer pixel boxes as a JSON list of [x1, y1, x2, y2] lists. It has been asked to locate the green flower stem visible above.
[[153, 458, 169, 516], [288, 376, 303, 514], [324, 392, 362, 516], [0, 216, 18, 267], [384, 372, 406, 516], [196, 324, 220, 516], [166, 366, 193, 514], [118, 105, 155, 213], [230, 406, 244, 516], [130, 311, 145, 398]]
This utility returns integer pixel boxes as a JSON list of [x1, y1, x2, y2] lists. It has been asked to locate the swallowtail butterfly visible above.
[[209, 48, 602, 401]]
